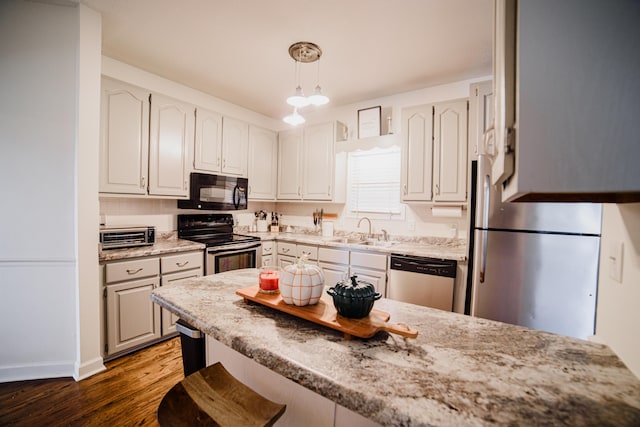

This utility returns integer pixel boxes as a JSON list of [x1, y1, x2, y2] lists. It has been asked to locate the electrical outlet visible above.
[[408, 220, 415, 231], [608, 241, 623, 283]]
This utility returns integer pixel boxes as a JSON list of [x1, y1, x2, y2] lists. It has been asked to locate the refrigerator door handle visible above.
[[479, 229, 488, 283], [482, 173, 491, 230]]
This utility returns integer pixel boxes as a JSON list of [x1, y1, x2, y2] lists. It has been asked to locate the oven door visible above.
[[206, 242, 262, 275]]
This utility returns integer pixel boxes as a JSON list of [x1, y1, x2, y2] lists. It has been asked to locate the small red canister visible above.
[[259, 267, 280, 293]]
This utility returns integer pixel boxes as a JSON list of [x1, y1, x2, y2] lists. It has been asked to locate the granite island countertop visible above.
[[151, 269, 640, 427]]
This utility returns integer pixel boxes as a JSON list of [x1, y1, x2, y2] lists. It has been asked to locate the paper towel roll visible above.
[[322, 221, 334, 237], [431, 206, 462, 218]]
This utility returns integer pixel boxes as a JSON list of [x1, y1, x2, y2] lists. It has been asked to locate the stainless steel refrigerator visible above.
[[467, 155, 602, 340]]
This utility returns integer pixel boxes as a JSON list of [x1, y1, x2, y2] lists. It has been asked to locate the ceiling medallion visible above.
[[288, 42, 322, 63]]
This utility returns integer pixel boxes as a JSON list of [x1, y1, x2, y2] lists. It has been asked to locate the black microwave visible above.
[[178, 173, 248, 211]]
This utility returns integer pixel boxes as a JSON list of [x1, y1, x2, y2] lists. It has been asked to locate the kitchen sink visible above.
[[329, 237, 397, 247]]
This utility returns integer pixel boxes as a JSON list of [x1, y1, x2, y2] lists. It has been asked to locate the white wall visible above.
[[595, 203, 640, 378], [0, 0, 80, 381], [76, 4, 105, 380]]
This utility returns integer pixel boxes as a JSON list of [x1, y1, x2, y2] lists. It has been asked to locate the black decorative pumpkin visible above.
[[327, 275, 381, 318]]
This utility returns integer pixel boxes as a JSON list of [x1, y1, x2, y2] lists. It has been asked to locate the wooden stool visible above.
[[157, 362, 286, 427]]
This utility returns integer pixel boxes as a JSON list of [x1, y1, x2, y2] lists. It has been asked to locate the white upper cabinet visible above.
[[277, 122, 340, 202], [494, 0, 640, 202], [401, 100, 469, 203], [401, 105, 433, 201], [303, 122, 334, 200], [469, 80, 494, 161], [193, 111, 248, 177], [99, 78, 150, 195], [277, 128, 303, 200], [433, 99, 468, 202], [248, 125, 277, 200], [193, 107, 223, 173], [221, 116, 249, 177], [148, 93, 194, 197]]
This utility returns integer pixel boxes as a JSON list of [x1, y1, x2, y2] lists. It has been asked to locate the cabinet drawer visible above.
[[161, 251, 203, 275], [318, 247, 349, 264], [105, 257, 159, 284], [262, 241, 275, 255], [161, 268, 203, 286], [277, 242, 296, 256], [297, 244, 318, 260], [350, 251, 387, 270]]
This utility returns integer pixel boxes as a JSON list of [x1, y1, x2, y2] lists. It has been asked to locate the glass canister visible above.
[[259, 266, 280, 293]]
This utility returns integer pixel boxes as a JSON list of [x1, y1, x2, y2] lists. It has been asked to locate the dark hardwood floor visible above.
[[0, 337, 184, 426]]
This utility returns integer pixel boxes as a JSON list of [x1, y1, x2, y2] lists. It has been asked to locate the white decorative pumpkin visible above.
[[280, 254, 324, 306]]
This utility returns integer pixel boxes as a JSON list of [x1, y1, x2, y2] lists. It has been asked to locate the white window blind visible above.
[[347, 146, 403, 216]]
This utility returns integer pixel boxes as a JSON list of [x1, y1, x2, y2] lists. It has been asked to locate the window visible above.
[[346, 146, 404, 218]]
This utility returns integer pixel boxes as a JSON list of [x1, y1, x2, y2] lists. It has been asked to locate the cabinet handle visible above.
[[176, 261, 189, 268], [141, 176, 146, 189], [248, 186, 252, 195], [217, 157, 221, 166], [223, 158, 226, 168], [184, 180, 187, 190], [282, 248, 290, 253], [435, 184, 440, 195], [403, 184, 407, 195], [302, 250, 311, 256], [297, 186, 301, 196], [126, 268, 143, 275]]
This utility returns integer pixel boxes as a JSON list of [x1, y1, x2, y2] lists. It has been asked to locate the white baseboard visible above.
[[74, 356, 106, 381], [0, 360, 76, 383]]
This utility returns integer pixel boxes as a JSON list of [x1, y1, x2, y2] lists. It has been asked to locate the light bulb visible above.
[[283, 108, 305, 126], [308, 85, 330, 106], [286, 86, 309, 108]]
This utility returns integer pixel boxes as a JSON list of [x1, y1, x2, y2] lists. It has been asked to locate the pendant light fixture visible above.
[[283, 41, 330, 125]]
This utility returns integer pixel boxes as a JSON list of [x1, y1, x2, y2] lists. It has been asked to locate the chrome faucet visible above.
[[357, 217, 372, 238], [381, 229, 389, 241]]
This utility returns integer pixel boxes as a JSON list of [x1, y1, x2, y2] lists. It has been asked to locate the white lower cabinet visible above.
[[206, 337, 381, 427], [276, 241, 297, 269], [318, 247, 349, 286], [103, 250, 203, 358], [261, 240, 275, 267], [349, 251, 388, 298], [105, 257, 161, 357]]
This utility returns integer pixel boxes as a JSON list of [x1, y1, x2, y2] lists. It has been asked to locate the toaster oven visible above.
[[100, 225, 155, 250]]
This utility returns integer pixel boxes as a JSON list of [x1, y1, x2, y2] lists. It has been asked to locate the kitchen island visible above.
[[151, 269, 640, 427]]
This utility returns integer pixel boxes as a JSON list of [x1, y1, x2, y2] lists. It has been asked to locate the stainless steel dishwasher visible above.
[[388, 255, 457, 311]]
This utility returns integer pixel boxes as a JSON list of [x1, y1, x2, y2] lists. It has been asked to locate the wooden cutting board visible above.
[[236, 286, 418, 340]]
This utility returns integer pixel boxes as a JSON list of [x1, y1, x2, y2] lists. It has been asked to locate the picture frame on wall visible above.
[[357, 106, 381, 139]]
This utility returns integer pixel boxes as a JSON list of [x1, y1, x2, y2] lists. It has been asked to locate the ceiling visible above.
[[81, 0, 493, 121]]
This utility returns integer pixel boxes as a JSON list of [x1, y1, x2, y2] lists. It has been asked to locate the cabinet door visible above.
[[106, 277, 161, 356], [149, 93, 193, 197], [277, 255, 296, 269], [319, 262, 349, 287], [221, 116, 249, 176], [99, 78, 150, 195], [433, 99, 468, 202], [401, 105, 433, 201], [194, 107, 222, 173], [160, 269, 202, 335], [469, 81, 494, 160], [349, 266, 387, 298], [302, 122, 334, 200], [277, 128, 303, 200], [248, 126, 277, 200]]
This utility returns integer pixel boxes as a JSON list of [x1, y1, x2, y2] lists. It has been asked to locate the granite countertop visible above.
[[151, 269, 640, 427], [248, 231, 468, 261], [99, 233, 205, 262]]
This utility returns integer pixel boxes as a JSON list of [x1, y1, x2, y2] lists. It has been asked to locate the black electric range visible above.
[[177, 213, 260, 247]]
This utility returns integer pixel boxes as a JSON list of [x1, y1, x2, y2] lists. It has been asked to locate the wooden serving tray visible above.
[[236, 286, 418, 340]]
